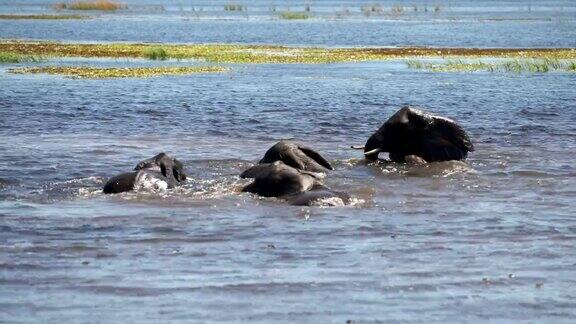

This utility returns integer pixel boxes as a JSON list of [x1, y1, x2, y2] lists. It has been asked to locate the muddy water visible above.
[[2, 1, 576, 322]]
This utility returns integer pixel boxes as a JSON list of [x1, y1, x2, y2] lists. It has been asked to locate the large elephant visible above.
[[103, 153, 187, 194], [364, 106, 474, 163], [240, 161, 350, 206], [259, 140, 334, 173]]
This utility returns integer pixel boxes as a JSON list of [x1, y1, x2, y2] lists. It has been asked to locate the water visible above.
[[2, 1, 576, 323], [1, 0, 576, 47]]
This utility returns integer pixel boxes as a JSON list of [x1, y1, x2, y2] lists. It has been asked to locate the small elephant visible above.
[[364, 106, 474, 163], [240, 161, 350, 206], [259, 140, 334, 173], [103, 153, 187, 194]]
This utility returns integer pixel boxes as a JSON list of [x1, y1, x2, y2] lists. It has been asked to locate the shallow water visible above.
[[1, 0, 576, 47], [2, 1, 576, 323]]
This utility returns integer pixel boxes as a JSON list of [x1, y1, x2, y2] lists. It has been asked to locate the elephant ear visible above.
[[431, 116, 474, 153], [420, 116, 474, 161], [134, 152, 167, 171], [298, 145, 334, 171], [279, 149, 306, 171], [172, 158, 187, 182], [158, 158, 175, 180]]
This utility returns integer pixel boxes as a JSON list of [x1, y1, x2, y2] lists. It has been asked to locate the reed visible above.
[[0, 51, 43, 63], [9, 66, 227, 78], [54, 0, 125, 11], [405, 59, 576, 73], [143, 47, 168, 60]]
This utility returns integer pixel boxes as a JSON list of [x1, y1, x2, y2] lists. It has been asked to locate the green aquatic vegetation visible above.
[[279, 11, 311, 20], [143, 47, 168, 60], [9, 66, 228, 78], [405, 59, 576, 73], [1, 41, 575, 64], [0, 51, 43, 63], [405, 60, 424, 69], [54, 0, 126, 11], [0, 14, 88, 19], [224, 3, 244, 11]]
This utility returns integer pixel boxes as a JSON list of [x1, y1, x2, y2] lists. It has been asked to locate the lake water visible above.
[[1, 1, 576, 322]]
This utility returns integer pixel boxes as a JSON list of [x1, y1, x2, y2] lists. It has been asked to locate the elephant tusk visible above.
[[350, 145, 365, 150], [364, 148, 381, 156]]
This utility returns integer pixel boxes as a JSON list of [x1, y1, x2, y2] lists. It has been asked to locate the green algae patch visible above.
[[405, 59, 576, 73], [0, 51, 44, 63], [0, 14, 88, 19], [9, 66, 228, 78], [1, 41, 575, 64]]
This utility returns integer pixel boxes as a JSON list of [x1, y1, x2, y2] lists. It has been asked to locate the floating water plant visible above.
[[0, 51, 43, 63], [53, 0, 125, 11], [405, 59, 576, 73], [143, 47, 168, 60], [279, 11, 311, 20], [1, 41, 575, 64], [0, 14, 87, 19], [9, 66, 228, 78]]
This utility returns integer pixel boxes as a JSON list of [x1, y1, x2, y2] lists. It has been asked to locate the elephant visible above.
[[259, 140, 334, 173], [363, 106, 474, 163], [240, 161, 350, 206], [103, 153, 187, 194]]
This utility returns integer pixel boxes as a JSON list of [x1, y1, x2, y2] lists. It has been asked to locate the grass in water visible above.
[[224, 3, 244, 11], [405, 59, 576, 73], [54, 0, 125, 11], [1, 41, 575, 64], [0, 14, 87, 19], [143, 47, 168, 60], [279, 11, 311, 20], [9, 66, 227, 79], [0, 51, 43, 63]]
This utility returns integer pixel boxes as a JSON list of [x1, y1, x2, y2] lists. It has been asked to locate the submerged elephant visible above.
[[363, 106, 474, 163], [259, 140, 334, 173], [240, 161, 350, 206], [103, 153, 187, 194]]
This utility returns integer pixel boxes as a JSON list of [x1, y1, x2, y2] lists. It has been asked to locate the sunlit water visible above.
[[1, 1, 576, 322]]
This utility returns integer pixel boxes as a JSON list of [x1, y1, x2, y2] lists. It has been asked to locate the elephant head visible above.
[[103, 153, 187, 194], [240, 161, 324, 198], [134, 152, 187, 183], [259, 140, 334, 173], [240, 161, 351, 206], [364, 106, 474, 163]]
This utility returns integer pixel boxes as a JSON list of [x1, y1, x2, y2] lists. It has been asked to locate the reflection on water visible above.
[[1, 0, 576, 321]]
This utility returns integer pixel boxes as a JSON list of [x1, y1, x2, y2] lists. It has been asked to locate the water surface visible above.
[[1, 1, 576, 322]]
